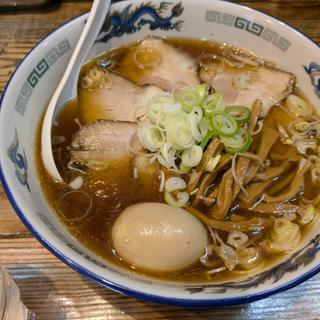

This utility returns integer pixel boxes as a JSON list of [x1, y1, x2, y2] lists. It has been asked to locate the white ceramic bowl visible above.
[[1, 0, 320, 307]]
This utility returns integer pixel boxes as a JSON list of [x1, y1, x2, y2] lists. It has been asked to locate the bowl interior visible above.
[[0, 0, 320, 307]]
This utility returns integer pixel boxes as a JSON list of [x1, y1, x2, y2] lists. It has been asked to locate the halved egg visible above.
[[112, 202, 208, 272]]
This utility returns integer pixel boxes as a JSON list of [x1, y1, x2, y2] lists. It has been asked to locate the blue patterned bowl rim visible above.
[[0, 0, 319, 307]]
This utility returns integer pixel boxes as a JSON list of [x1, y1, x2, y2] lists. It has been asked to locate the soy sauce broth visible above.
[[35, 38, 319, 283]]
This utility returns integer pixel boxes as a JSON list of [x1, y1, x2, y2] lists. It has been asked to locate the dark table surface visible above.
[[1, 0, 320, 319]]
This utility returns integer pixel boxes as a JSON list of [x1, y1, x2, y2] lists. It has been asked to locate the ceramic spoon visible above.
[[41, 0, 111, 181]]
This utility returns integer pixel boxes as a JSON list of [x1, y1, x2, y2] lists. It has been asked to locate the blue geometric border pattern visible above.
[[27, 59, 50, 88], [7, 129, 30, 192], [15, 39, 71, 116], [96, 1, 184, 43], [205, 10, 291, 52], [304, 62, 320, 98]]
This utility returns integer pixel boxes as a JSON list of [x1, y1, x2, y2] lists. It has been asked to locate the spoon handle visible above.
[[52, 0, 111, 113], [61, 0, 111, 99], [41, 0, 111, 181]]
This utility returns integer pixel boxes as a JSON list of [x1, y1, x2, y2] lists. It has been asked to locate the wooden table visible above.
[[1, 1, 320, 319]]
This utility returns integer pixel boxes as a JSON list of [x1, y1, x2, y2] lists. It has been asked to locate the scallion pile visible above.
[[138, 84, 252, 173]]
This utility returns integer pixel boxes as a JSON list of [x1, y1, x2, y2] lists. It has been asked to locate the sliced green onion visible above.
[[148, 103, 162, 122], [155, 113, 168, 130], [212, 111, 238, 136], [162, 102, 182, 114], [190, 106, 203, 122], [165, 177, 187, 192], [181, 145, 203, 167], [286, 94, 312, 117], [196, 84, 207, 105], [221, 133, 244, 150], [138, 126, 163, 152], [271, 218, 300, 243], [137, 83, 255, 175], [189, 114, 203, 142], [148, 93, 175, 121], [203, 92, 224, 116], [227, 231, 248, 249], [164, 191, 189, 207], [179, 163, 191, 174], [178, 87, 202, 112], [188, 107, 204, 142], [238, 247, 261, 269], [225, 105, 251, 124], [222, 128, 252, 154], [200, 131, 215, 149], [160, 142, 176, 167], [164, 115, 195, 150], [198, 117, 212, 138]]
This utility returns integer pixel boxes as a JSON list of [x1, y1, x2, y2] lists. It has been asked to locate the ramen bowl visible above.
[[0, 0, 320, 307]]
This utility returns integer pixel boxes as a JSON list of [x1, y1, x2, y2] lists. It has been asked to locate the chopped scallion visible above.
[[181, 145, 203, 167], [225, 105, 251, 124], [203, 92, 224, 116], [212, 111, 238, 136], [222, 128, 253, 154]]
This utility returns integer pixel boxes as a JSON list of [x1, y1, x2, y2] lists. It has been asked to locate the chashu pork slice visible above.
[[78, 72, 164, 125], [70, 121, 161, 191], [114, 38, 200, 91], [200, 65, 296, 117], [70, 120, 140, 165]]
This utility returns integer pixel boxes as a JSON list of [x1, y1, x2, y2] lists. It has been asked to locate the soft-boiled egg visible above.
[[112, 202, 208, 272]]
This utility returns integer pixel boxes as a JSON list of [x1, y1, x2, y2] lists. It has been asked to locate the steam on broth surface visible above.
[[36, 37, 320, 282]]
